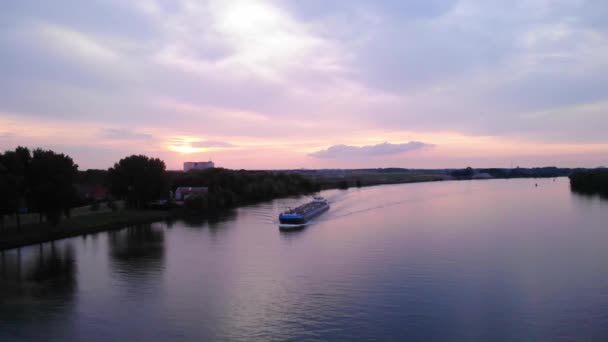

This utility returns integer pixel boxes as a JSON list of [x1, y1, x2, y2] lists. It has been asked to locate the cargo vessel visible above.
[[279, 197, 329, 229]]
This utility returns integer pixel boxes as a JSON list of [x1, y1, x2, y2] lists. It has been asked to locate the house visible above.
[[184, 161, 215, 171], [174, 187, 209, 201]]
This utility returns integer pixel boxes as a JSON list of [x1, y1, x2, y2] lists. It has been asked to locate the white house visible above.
[[184, 161, 215, 172]]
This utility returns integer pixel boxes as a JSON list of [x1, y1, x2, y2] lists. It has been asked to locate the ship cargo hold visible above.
[[279, 197, 329, 229]]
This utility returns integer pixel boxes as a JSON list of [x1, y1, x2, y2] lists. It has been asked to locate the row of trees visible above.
[[171, 168, 319, 214], [569, 169, 608, 196], [0, 149, 168, 228], [105, 158, 319, 213], [0, 147, 78, 228], [450, 167, 475, 179], [450, 167, 574, 179], [105, 157, 319, 213], [1, 148, 321, 228]]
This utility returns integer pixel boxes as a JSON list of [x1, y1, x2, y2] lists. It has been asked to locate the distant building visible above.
[[174, 187, 209, 201], [184, 161, 215, 172]]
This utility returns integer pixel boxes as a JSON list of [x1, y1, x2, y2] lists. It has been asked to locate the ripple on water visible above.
[[2, 179, 608, 340]]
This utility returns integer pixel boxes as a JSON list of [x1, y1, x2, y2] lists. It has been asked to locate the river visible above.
[[1, 178, 608, 341]]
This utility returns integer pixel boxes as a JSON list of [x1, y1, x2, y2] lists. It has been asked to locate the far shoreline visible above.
[[0, 176, 570, 251]]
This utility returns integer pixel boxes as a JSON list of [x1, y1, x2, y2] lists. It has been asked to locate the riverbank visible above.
[[0, 178, 424, 251], [0, 210, 170, 251], [0, 174, 569, 250], [296, 167, 574, 189]]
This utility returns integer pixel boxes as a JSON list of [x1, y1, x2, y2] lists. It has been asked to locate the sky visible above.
[[1, 0, 607, 170]]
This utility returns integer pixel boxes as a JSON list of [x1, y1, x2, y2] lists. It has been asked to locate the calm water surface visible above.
[[2, 178, 608, 341]]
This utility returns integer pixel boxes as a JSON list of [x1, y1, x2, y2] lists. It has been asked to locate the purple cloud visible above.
[[310, 141, 434, 158], [1, 0, 608, 168], [191, 141, 236, 148], [100, 128, 153, 141]]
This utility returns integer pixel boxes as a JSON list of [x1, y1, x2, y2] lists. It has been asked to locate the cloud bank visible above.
[[310, 141, 434, 159], [191, 140, 236, 148], [100, 128, 153, 141], [1, 0, 608, 168]]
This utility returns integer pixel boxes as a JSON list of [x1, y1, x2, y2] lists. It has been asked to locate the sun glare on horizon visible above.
[[167, 144, 204, 154], [165, 136, 208, 154]]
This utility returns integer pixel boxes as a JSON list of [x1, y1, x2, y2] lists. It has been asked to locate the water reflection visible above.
[[108, 224, 165, 277], [0, 243, 76, 300], [279, 226, 309, 239], [27, 244, 77, 295], [571, 186, 608, 201], [571, 189, 608, 202], [166, 210, 237, 231], [3, 178, 608, 340], [0, 242, 76, 336]]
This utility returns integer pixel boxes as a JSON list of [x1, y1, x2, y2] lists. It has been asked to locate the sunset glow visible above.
[[1, 1, 607, 169], [167, 145, 204, 155]]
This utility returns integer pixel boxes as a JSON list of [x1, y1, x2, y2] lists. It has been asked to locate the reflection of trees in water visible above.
[[0, 243, 76, 323], [569, 170, 608, 199], [28, 244, 77, 295], [167, 209, 237, 232], [571, 185, 608, 201], [108, 224, 165, 275]]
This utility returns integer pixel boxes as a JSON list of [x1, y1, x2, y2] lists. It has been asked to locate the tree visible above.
[[451, 167, 474, 179], [0, 147, 31, 229], [0, 161, 9, 229], [27, 149, 79, 226], [109, 155, 167, 209]]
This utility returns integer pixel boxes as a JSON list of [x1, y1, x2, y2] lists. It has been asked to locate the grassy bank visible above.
[[0, 210, 169, 251], [0, 170, 567, 250], [0, 173, 452, 250]]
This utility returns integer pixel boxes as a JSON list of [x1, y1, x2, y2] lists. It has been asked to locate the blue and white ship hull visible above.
[[279, 197, 329, 229]]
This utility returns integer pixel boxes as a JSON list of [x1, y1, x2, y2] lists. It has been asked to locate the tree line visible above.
[[106, 156, 319, 213], [0, 147, 78, 228], [170, 168, 319, 214], [450, 166, 574, 179], [1, 147, 320, 228]]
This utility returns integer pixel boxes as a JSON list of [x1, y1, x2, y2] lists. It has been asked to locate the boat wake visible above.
[[316, 189, 475, 223]]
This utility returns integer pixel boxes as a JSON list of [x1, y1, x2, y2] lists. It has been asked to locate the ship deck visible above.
[[283, 202, 327, 216]]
